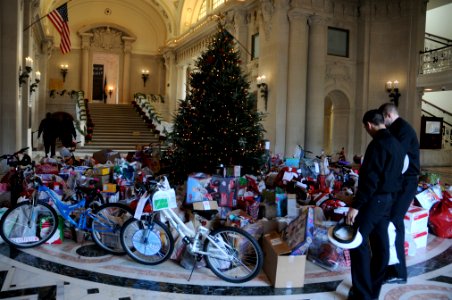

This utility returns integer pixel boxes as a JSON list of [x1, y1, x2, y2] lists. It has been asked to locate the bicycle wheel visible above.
[[91, 203, 133, 254], [120, 216, 174, 265], [0, 201, 58, 248], [204, 226, 263, 283]]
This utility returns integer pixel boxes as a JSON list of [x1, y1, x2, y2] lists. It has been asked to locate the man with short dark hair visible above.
[[379, 102, 420, 284], [38, 112, 57, 157], [346, 109, 405, 300]]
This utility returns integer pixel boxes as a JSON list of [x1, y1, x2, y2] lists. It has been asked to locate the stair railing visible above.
[[421, 99, 452, 149], [419, 45, 452, 74], [72, 91, 86, 147]]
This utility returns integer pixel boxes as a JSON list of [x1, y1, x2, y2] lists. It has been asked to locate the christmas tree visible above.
[[168, 23, 266, 182]]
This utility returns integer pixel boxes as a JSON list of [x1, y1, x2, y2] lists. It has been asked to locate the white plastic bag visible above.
[[388, 222, 400, 265]]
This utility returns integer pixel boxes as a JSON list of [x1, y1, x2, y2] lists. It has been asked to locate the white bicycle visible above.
[[120, 176, 263, 283]]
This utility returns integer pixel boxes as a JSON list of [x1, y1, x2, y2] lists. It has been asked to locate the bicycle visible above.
[[0, 167, 133, 254], [0, 147, 32, 207], [120, 176, 264, 283]]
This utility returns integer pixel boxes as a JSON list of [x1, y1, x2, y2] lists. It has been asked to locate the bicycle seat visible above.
[[194, 209, 218, 220]]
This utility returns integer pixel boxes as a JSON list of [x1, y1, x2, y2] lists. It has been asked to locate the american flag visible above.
[[47, 3, 71, 54]]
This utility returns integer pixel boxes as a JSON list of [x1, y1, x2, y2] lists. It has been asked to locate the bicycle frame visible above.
[[35, 184, 91, 228]]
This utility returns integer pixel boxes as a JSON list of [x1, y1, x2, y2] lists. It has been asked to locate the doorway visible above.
[[92, 52, 119, 104], [92, 64, 105, 102]]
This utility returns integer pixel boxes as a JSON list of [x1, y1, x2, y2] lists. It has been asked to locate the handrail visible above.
[[420, 44, 451, 54], [425, 32, 452, 47], [422, 99, 452, 118], [419, 45, 452, 74], [422, 109, 452, 128]]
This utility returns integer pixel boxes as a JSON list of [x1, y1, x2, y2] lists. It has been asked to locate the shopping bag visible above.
[[428, 194, 452, 238]]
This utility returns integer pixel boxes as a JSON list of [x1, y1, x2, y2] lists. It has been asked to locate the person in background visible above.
[[346, 109, 404, 300], [60, 115, 77, 148], [379, 102, 420, 284], [38, 112, 57, 157]]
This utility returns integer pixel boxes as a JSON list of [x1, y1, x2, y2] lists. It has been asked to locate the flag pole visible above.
[[23, 0, 72, 32]]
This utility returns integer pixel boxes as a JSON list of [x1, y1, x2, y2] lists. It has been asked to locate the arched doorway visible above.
[[78, 24, 136, 103], [324, 90, 351, 158]]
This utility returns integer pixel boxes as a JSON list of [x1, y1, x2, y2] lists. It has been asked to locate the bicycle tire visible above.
[[91, 203, 133, 254], [0, 201, 58, 248], [120, 216, 174, 265], [203, 226, 263, 283]]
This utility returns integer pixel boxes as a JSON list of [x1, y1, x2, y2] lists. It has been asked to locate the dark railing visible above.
[[419, 45, 452, 74], [425, 32, 452, 48], [420, 33, 452, 75], [421, 99, 452, 149], [422, 99, 452, 120]]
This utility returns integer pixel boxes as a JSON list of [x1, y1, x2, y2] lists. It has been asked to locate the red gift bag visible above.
[[428, 193, 452, 238]]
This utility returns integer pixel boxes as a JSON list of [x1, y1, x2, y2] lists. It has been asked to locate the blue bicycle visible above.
[[0, 170, 133, 254]]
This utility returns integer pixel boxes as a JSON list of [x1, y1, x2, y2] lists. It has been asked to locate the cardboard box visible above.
[[262, 231, 306, 288], [404, 206, 429, 233], [415, 188, 440, 210], [94, 165, 110, 176], [102, 183, 116, 193], [94, 174, 110, 189], [193, 200, 219, 211]]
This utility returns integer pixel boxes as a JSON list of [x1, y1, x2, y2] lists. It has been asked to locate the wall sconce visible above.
[[257, 75, 269, 110], [60, 64, 68, 82], [142, 69, 149, 87], [386, 80, 401, 106], [30, 71, 41, 95], [108, 86, 113, 98], [19, 57, 33, 86]]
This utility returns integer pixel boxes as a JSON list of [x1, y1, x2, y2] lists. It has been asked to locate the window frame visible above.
[[327, 27, 349, 58]]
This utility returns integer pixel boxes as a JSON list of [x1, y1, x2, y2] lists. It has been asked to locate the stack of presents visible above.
[[180, 152, 452, 287], [1, 147, 452, 288]]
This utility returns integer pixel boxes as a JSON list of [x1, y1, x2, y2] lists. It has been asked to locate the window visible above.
[[251, 33, 259, 60], [212, 0, 225, 10], [198, 0, 207, 20], [327, 27, 349, 57]]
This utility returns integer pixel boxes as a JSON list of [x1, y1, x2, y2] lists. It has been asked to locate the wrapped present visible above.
[[186, 173, 215, 204], [226, 209, 253, 228], [210, 176, 237, 207], [35, 163, 59, 175]]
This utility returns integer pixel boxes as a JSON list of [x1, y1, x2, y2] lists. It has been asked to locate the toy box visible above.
[[404, 205, 429, 233], [262, 231, 306, 288]]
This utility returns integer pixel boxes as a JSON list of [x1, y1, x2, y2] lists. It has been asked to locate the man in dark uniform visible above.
[[38, 112, 57, 157], [346, 109, 404, 300], [379, 103, 420, 284]]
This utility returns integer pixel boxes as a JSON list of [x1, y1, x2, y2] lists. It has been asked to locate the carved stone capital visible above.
[[260, 0, 274, 40], [308, 14, 325, 27], [288, 10, 309, 24], [326, 62, 351, 84]]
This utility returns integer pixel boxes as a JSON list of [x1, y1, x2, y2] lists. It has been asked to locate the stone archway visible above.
[[78, 24, 136, 103], [324, 90, 351, 158]]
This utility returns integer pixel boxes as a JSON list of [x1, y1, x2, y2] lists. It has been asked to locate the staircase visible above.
[[81, 103, 160, 153]]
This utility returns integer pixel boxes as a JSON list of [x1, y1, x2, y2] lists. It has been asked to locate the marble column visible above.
[[306, 14, 326, 155], [0, 0, 21, 158], [233, 9, 249, 67], [122, 37, 135, 103], [38, 38, 53, 119], [80, 33, 92, 98], [176, 64, 188, 108], [271, 0, 290, 156], [22, 0, 33, 149], [163, 50, 176, 119], [286, 8, 309, 156]]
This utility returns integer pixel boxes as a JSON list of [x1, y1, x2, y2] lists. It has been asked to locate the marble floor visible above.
[[0, 166, 451, 300], [0, 234, 451, 300]]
